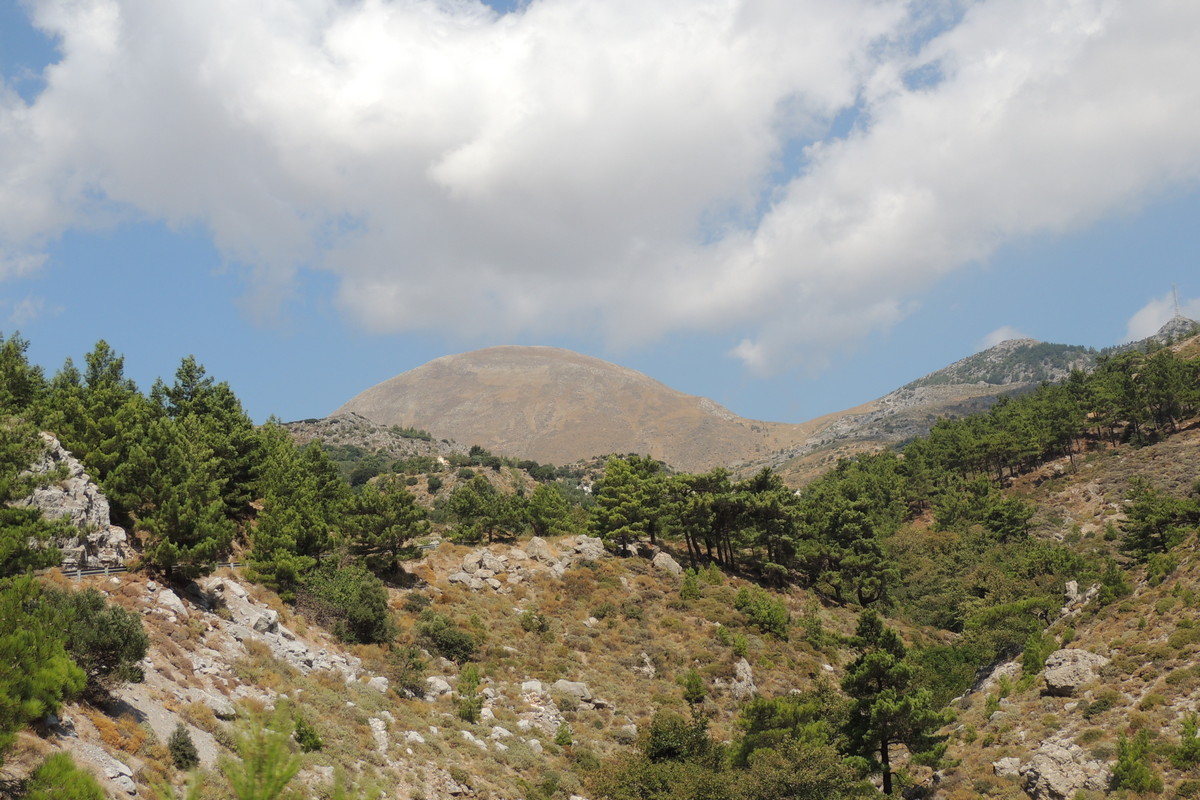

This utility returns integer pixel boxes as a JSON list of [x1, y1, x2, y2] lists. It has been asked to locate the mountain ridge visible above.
[[328, 319, 1200, 481]]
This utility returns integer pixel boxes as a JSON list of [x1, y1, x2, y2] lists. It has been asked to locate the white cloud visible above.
[[2, 0, 1200, 370], [977, 325, 1030, 352], [2, 294, 56, 326], [1125, 291, 1200, 342]]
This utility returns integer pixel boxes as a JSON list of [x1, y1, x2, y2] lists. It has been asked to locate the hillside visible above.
[[4, 328, 1200, 799], [333, 346, 813, 474]]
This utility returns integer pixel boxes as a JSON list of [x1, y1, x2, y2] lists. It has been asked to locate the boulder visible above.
[[573, 536, 606, 561], [526, 537, 554, 562], [252, 610, 279, 634], [1043, 649, 1109, 696], [730, 657, 757, 701], [652, 552, 683, 576], [993, 757, 1021, 779], [366, 676, 390, 694], [158, 589, 189, 618], [552, 679, 593, 701], [425, 676, 453, 697], [1020, 736, 1110, 799]]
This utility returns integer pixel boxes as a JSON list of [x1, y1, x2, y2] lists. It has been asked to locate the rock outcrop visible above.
[[1019, 736, 1111, 799], [15, 433, 131, 569]]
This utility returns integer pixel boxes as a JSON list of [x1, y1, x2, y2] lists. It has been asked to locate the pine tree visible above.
[[841, 610, 950, 795]]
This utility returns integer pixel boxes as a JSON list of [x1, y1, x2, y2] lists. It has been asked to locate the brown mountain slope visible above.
[[334, 346, 813, 473]]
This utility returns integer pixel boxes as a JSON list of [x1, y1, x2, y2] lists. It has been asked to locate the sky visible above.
[[1, 0, 1199, 426]]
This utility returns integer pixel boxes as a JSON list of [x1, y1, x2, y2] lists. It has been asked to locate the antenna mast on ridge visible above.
[[1174, 284, 1181, 318]]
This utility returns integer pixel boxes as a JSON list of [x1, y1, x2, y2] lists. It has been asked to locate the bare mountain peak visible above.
[[334, 345, 793, 471]]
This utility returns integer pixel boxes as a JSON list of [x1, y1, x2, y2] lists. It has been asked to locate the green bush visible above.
[[39, 587, 149, 701], [554, 722, 573, 747], [519, 610, 550, 634], [1111, 730, 1163, 793], [734, 586, 790, 639], [386, 644, 428, 697], [426, 475, 443, 494], [1174, 714, 1200, 769], [298, 560, 395, 644], [416, 611, 477, 663], [24, 752, 105, 800], [294, 715, 323, 752], [169, 723, 200, 769]]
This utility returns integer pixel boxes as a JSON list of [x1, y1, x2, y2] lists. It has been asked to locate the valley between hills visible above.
[[2, 320, 1200, 800]]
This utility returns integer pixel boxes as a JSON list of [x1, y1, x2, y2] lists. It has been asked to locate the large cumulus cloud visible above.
[[2, 0, 1199, 370]]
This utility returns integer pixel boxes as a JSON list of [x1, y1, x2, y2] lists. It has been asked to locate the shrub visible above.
[[554, 722, 573, 747], [1081, 689, 1120, 720], [169, 723, 200, 770], [387, 645, 428, 697], [426, 475, 443, 494], [679, 668, 706, 706], [680, 571, 702, 602], [1021, 632, 1057, 676], [403, 593, 431, 614], [24, 752, 105, 800], [1174, 714, 1200, 770], [734, 586, 790, 639], [294, 715, 323, 752], [39, 587, 148, 701], [457, 663, 484, 723], [1111, 730, 1162, 793], [520, 610, 550, 634], [298, 560, 396, 644], [415, 611, 477, 663]]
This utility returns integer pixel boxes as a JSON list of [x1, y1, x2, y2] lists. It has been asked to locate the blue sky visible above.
[[2, 0, 1199, 428]]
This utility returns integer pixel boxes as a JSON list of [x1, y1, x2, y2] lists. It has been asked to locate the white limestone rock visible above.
[[1043, 649, 1109, 697]]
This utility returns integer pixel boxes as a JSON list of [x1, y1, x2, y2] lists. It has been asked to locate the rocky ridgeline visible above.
[[15, 433, 131, 570], [447, 535, 684, 592]]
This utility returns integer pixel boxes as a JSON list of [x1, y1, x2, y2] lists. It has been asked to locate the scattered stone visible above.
[[573, 535, 606, 561], [521, 680, 545, 695], [448, 572, 472, 585], [462, 730, 487, 750], [369, 717, 389, 754], [528, 738, 544, 753], [404, 731, 426, 744], [993, 757, 1021, 779], [366, 676, 389, 693], [1043, 649, 1109, 697], [489, 726, 513, 740], [634, 652, 656, 678]]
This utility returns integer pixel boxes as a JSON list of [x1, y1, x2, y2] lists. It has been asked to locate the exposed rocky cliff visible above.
[[13, 433, 131, 570]]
